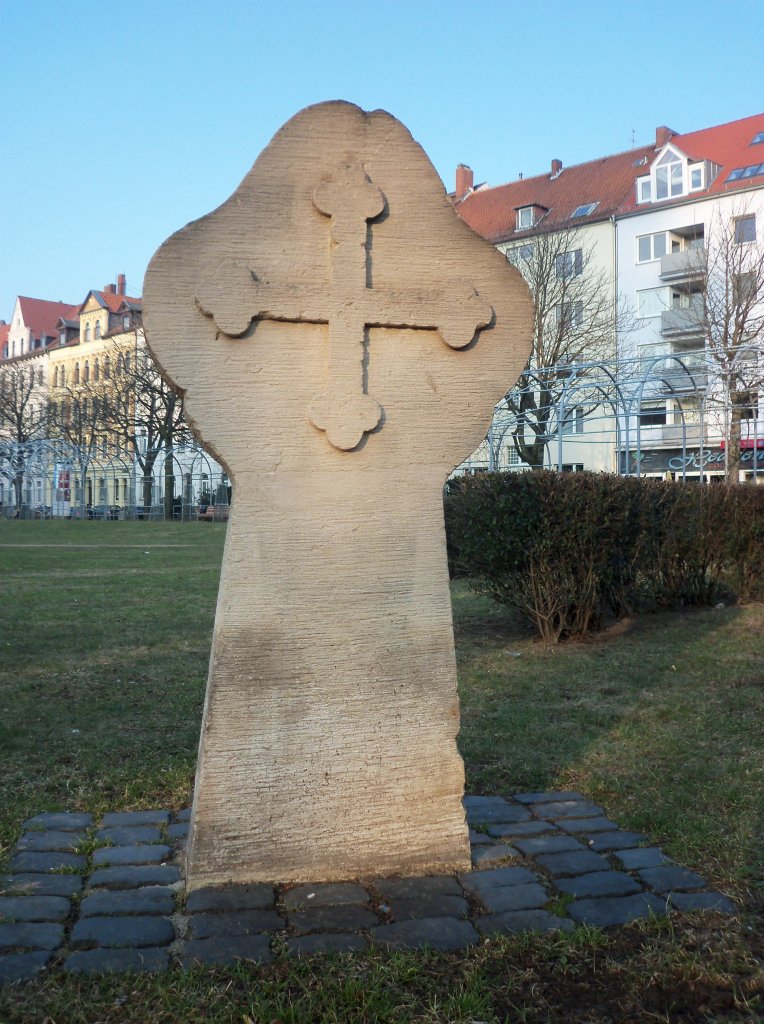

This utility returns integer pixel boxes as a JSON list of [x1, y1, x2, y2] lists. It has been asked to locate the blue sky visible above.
[[2, 0, 763, 317]]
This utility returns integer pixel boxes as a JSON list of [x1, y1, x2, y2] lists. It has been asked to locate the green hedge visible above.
[[445, 472, 764, 642]]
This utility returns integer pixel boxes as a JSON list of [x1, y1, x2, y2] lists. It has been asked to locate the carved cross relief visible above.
[[195, 160, 494, 450]]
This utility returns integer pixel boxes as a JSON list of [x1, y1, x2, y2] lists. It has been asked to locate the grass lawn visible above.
[[1, 520, 762, 1022]]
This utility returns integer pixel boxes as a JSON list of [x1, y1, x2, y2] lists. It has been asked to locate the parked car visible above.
[[87, 504, 122, 521]]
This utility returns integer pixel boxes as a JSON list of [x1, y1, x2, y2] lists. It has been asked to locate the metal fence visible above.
[[0, 439, 231, 521]]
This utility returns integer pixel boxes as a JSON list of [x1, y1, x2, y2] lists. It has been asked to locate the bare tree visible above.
[[108, 332, 189, 518], [504, 225, 631, 469], [695, 205, 764, 481], [0, 359, 47, 510]]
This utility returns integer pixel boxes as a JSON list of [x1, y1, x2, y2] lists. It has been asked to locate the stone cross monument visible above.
[[143, 102, 532, 889]]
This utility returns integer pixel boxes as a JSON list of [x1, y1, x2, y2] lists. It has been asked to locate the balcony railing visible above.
[[659, 248, 706, 282], [661, 294, 705, 339]]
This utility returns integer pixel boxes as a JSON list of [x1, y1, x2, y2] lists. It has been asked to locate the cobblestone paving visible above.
[[0, 793, 737, 984]]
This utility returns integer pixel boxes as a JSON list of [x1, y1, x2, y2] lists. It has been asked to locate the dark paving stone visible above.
[[513, 835, 584, 856], [468, 829, 493, 846], [80, 887, 176, 917], [553, 871, 642, 899], [23, 812, 93, 832], [168, 823, 189, 840], [486, 821, 555, 839], [174, 808, 192, 822], [181, 935, 273, 967], [466, 803, 531, 825], [476, 883, 549, 914], [669, 891, 737, 914], [536, 850, 611, 877], [287, 933, 367, 957], [283, 883, 369, 910], [530, 800, 603, 820], [17, 830, 87, 853], [96, 826, 162, 845], [476, 910, 575, 936], [558, 817, 618, 834], [638, 866, 706, 893], [460, 866, 538, 895], [185, 884, 275, 913], [65, 946, 169, 975], [463, 795, 510, 811], [376, 876, 462, 901], [387, 894, 468, 921], [614, 848, 672, 871], [101, 810, 170, 827], [0, 922, 64, 951], [371, 917, 478, 952], [89, 865, 180, 890], [471, 844, 518, 867], [188, 910, 284, 938], [0, 896, 71, 922], [0, 874, 82, 898], [93, 844, 172, 867], [10, 851, 86, 874], [568, 892, 668, 927], [71, 915, 174, 949], [514, 791, 586, 804], [289, 905, 378, 934], [586, 831, 648, 852], [0, 950, 52, 984]]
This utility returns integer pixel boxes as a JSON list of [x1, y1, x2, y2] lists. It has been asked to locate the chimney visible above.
[[455, 163, 474, 200], [117, 273, 126, 296], [655, 126, 674, 148], [551, 158, 563, 177], [104, 284, 116, 295]]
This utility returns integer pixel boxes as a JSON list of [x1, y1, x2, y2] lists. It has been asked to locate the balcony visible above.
[[659, 248, 706, 283], [661, 294, 705, 341]]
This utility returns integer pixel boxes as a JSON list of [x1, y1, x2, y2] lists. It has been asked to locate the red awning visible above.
[[719, 438, 764, 450]]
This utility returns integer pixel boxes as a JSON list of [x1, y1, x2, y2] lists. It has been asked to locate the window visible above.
[[122, 314, 131, 330], [84, 323, 91, 342], [561, 406, 584, 434], [637, 177, 652, 203], [734, 272, 757, 306], [739, 392, 758, 420], [689, 164, 704, 190], [727, 164, 764, 182], [37, 369, 43, 385], [507, 243, 533, 265], [506, 447, 520, 467], [117, 354, 124, 375], [74, 363, 80, 384], [752, 132, 764, 145], [561, 463, 584, 472], [637, 232, 668, 262], [104, 356, 111, 379], [517, 206, 534, 229], [637, 287, 669, 318], [639, 401, 667, 426], [655, 150, 683, 199], [571, 202, 598, 218], [59, 330, 66, 346], [556, 300, 584, 328], [54, 367, 59, 388], [84, 360, 90, 383], [735, 215, 756, 243], [95, 322, 101, 339], [94, 358, 100, 381], [124, 352, 131, 373], [60, 367, 66, 387], [555, 249, 583, 280]]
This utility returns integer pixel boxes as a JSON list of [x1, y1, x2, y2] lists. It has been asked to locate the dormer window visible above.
[[123, 314, 131, 330], [517, 206, 534, 230], [751, 131, 764, 145], [637, 176, 652, 203], [689, 164, 704, 191], [655, 149, 683, 199]]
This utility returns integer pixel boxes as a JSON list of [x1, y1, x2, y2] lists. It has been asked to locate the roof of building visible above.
[[0, 322, 9, 348], [456, 112, 764, 242], [16, 297, 79, 340]]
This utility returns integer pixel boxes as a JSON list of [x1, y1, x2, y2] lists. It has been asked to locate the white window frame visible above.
[[688, 163, 704, 191], [637, 177, 652, 203], [517, 206, 534, 230], [637, 287, 669, 318], [636, 231, 669, 263], [653, 146, 685, 201]]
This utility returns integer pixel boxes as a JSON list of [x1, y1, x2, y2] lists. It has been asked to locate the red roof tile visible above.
[[457, 112, 764, 242], [84, 290, 142, 314], [17, 297, 79, 340], [619, 111, 764, 213], [456, 144, 656, 244]]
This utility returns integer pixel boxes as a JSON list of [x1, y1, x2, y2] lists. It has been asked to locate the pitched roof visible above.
[[83, 290, 142, 314], [456, 144, 655, 244], [0, 323, 9, 347], [456, 112, 764, 242], [17, 297, 79, 339], [619, 111, 764, 213]]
